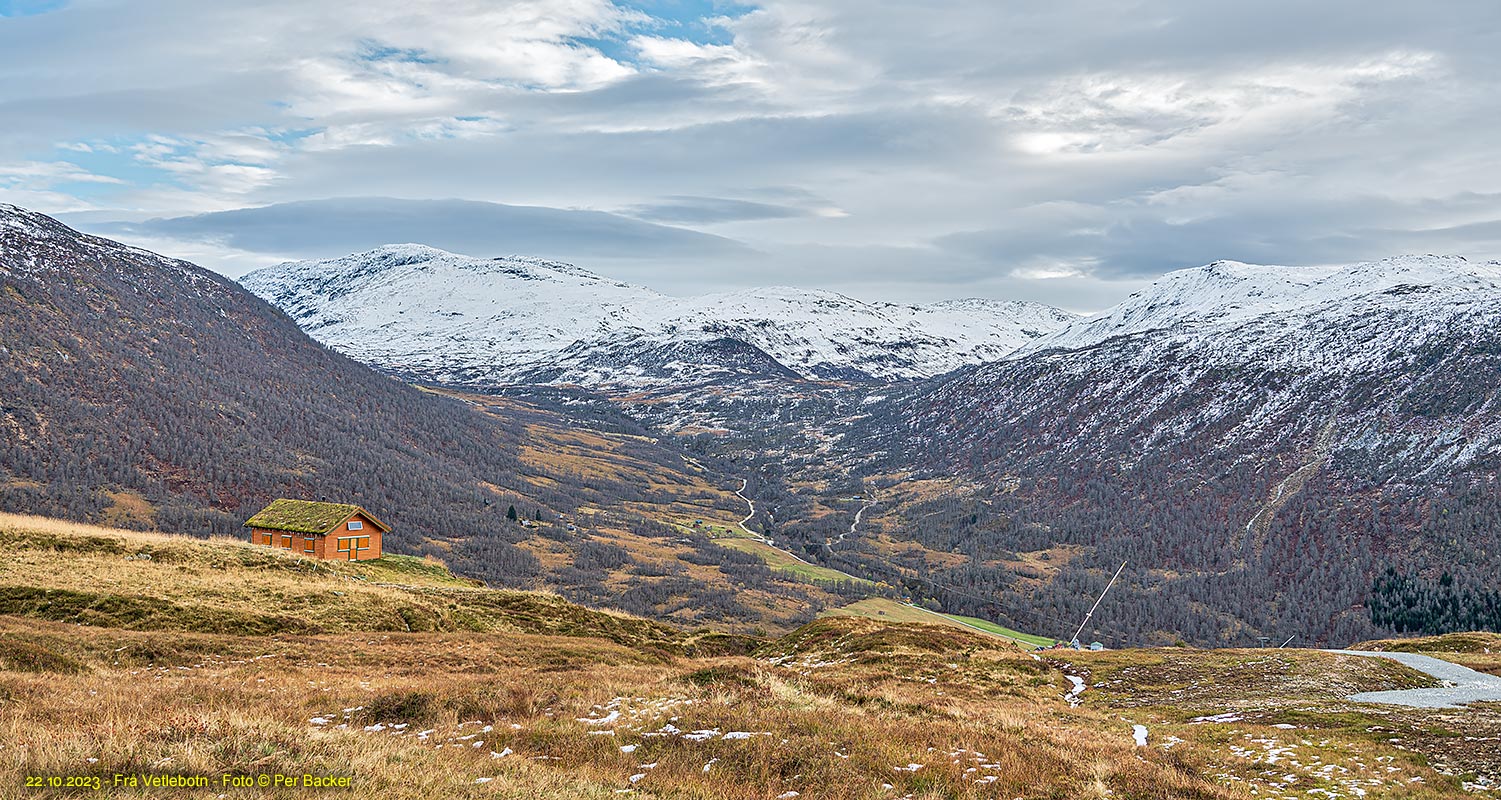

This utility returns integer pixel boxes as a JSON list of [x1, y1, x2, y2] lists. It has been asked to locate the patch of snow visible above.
[[1190, 712, 1244, 724], [1064, 675, 1086, 706]]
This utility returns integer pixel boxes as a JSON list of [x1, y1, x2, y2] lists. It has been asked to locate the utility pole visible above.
[[1071, 560, 1126, 647]]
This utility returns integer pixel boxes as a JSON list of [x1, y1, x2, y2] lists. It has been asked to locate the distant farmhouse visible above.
[[245, 499, 389, 561]]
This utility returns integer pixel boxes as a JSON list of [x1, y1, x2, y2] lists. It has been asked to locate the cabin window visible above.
[[347, 520, 363, 531], [335, 536, 371, 554], [280, 535, 292, 549], [303, 538, 315, 553]]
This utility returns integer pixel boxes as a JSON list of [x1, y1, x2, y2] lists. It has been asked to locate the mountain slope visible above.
[[0, 204, 838, 630], [851, 255, 1501, 646], [0, 203, 548, 577], [1015, 255, 1501, 361], [240, 245, 1077, 387], [992, 255, 1501, 477]]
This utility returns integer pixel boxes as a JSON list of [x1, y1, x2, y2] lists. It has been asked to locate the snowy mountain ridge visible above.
[[1015, 255, 1501, 359], [241, 244, 1079, 387], [874, 251, 1501, 487], [851, 254, 1501, 648]]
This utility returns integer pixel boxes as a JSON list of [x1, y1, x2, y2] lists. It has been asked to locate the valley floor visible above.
[[2, 514, 1498, 799]]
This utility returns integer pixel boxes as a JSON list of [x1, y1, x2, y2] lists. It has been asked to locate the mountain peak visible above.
[[360, 242, 455, 260], [1017, 254, 1500, 357], [282, 244, 628, 287], [241, 247, 1076, 387], [1324, 254, 1501, 293], [0, 203, 76, 243]]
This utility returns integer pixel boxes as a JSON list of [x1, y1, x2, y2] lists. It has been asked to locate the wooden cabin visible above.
[[244, 499, 390, 561]]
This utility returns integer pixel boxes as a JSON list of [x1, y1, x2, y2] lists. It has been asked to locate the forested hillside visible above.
[[843, 258, 1501, 646], [0, 205, 525, 564], [0, 204, 828, 631]]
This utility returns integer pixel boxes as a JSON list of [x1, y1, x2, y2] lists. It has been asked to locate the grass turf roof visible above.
[[244, 499, 383, 535]]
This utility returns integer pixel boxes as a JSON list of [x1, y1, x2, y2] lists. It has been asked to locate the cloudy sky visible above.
[[2, 0, 1498, 310]]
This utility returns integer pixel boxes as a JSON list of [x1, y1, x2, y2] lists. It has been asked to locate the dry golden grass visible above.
[[2, 513, 1496, 799], [0, 512, 688, 650], [820, 598, 1051, 647], [99, 490, 156, 530], [0, 614, 1231, 800]]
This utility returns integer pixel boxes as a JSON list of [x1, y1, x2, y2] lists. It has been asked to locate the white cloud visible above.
[[0, 160, 124, 185], [2, 0, 1498, 309]]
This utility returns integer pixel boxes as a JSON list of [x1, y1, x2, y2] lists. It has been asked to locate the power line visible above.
[[1071, 561, 1127, 644]]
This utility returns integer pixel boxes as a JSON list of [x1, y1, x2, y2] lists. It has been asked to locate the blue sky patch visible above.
[[572, 0, 756, 63], [0, 0, 67, 17], [45, 141, 182, 198], [356, 39, 445, 65]]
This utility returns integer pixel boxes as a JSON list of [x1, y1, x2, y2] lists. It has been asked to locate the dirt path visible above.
[[694, 460, 861, 580], [830, 493, 875, 546], [733, 478, 764, 541], [731, 477, 866, 576], [1330, 649, 1501, 708], [678, 455, 765, 542]]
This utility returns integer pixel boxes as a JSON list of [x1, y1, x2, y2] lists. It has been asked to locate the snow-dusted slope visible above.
[[856, 254, 1501, 648], [240, 245, 1077, 387], [878, 253, 1501, 479], [1015, 255, 1501, 360]]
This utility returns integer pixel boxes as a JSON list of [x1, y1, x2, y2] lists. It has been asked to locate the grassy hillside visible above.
[[1351, 631, 1501, 653], [3, 513, 1499, 798], [0, 513, 722, 653], [821, 598, 1055, 647], [712, 532, 870, 585]]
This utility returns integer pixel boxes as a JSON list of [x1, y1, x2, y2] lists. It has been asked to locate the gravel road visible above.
[[1328, 649, 1501, 709]]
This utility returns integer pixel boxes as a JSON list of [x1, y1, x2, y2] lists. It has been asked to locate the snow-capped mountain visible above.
[[885, 254, 1501, 475], [1014, 255, 1501, 362], [983, 255, 1501, 472], [240, 244, 1077, 387], [855, 254, 1501, 646]]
